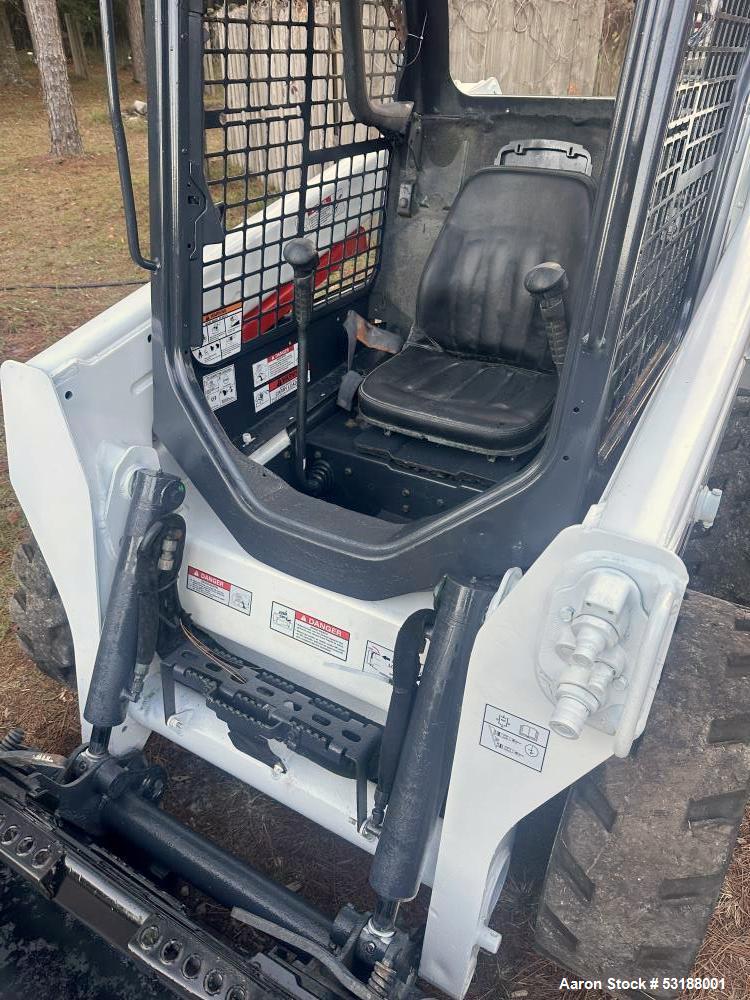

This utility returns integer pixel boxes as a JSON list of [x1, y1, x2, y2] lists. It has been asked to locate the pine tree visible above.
[[23, 0, 83, 157]]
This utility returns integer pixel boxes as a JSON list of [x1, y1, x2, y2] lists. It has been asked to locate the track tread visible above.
[[9, 533, 76, 687]]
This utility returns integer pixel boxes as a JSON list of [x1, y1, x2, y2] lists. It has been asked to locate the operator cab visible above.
[[154, 0, 636, 589], [227, 140, 597, 523]]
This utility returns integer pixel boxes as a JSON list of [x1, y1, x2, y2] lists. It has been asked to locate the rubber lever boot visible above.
[[283, 239, 325, 495], [524, 261, 570, 374]]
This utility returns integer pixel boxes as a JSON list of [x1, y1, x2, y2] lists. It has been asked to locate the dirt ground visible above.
[[1, 65, 749, 1000]]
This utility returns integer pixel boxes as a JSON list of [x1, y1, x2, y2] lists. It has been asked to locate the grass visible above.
[[0, 57, 749, 1000]]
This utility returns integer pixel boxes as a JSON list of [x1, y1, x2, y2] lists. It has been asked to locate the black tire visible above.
[[9, 533, 76, 688], [535, 591, 750, 998]]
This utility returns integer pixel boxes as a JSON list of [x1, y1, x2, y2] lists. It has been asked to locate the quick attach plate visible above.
[[0, 798, 64, 895], [162, 639, 382, 829]]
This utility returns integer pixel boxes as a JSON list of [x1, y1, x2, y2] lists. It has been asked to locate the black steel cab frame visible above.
[[138, 0, 750, 598]]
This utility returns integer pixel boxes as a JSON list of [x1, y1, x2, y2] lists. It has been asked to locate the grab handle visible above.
[[99, 0, 158, 272], [339, 1, 414, 136]]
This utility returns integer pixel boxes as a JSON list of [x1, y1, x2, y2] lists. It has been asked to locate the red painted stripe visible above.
[[242, 228, 370, 342]]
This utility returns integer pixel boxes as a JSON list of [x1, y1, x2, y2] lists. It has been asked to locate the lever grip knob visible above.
[[283, 238, 320, 278], [524, 261, 568, 299]]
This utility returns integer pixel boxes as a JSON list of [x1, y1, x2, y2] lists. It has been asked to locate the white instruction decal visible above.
[[193, 329, 241, 366], [187, 566, 252, 615], [480, 704, 549, 773], [252, 342, 298, 387], [363, 640, 395, 680], [270, 601, 350, 661], [203, 364, 237, 411], [253, 367, 308, 413]]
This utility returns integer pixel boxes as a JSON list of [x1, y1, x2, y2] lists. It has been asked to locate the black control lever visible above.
[[524, 261, 570, 374], [283, 239, 330, 497]]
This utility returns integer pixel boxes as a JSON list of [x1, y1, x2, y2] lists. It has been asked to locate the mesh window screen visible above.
[[200, 1, 405, 349], [600, 0, 750, 459]]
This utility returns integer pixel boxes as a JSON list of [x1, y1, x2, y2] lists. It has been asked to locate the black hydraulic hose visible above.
[[101, 790, 333, 948], [371, 609, 435, 827], [368, 577, 493, 906]]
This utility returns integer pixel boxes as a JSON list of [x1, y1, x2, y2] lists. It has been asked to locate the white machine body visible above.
[[4, 141, 750, 999]]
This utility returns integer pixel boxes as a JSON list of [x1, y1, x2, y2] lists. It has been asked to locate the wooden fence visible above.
[[448, 0, 613, 97]]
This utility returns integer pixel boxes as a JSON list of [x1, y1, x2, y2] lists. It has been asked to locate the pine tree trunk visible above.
[[23, 0, 83, 158], [125, 0, 147, 85], [0, 0, 22, 85], [64, 12, 88, 81]]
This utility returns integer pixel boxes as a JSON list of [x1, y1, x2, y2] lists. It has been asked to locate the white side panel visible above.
[[1, 362, 103, 731], [421, 527, 686, 997]]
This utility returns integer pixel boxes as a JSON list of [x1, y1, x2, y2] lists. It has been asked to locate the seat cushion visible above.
[[358, 345, 557, 455]]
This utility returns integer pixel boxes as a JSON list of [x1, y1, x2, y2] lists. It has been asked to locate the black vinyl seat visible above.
[[359, 166, 595, 455]]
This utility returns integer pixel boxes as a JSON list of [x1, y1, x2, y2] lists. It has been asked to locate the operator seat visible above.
[[358, 166, 595, 455]]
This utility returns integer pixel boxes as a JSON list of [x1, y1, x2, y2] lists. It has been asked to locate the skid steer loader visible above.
[[3, 0, 750, 997]]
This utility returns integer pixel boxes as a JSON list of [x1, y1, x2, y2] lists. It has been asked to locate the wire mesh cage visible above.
[[198, 0, 405, 358], [600, 0, 750, 459]]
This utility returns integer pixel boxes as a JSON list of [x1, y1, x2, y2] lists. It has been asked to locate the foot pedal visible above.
[[162, 639, 382, 830]]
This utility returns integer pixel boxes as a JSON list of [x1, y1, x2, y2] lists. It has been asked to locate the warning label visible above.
[[187, 566, 252, 615], [270, 602, 350, 661], [253, 367, 308, 412], [194, 330, 241, 366], [480, 705, 549, 773], [363, 640, 394, 680], [203, 302, 243, 342], [252, 342, 298, 387], [196, 303, 243, 367], [203, 364, 237, 411]]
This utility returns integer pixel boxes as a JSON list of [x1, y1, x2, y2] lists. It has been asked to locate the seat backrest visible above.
[[413, 166, 596, 372]]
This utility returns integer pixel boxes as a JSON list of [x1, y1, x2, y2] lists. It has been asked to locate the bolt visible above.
[[560, 606, 575, 623], [365, 940, 377, 956], [344, 467, 352, 476], [167, 715, 183, 731], [272, 762, 286, 777], [401, 504, 410, 513]]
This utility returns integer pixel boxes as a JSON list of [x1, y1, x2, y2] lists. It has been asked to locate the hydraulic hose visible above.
[[368, 577, 493, 910]]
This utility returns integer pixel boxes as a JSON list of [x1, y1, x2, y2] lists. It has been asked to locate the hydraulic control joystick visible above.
[[524, 261, 570, 374], [283, 239, 332, 497]]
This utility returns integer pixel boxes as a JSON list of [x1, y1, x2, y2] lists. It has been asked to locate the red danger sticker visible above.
[[186, 566, 252, 615], [270, 601, 350, 661]]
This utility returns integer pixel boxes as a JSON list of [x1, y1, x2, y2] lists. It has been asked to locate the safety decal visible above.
[[196, 303, 243, 366], [203, 364, 237, 411], [186, 566, 252, 615], [479, 704, 549, 773], [253, 367, 308, 413], [270, 602, 350, 661], [252, 342, 298, 387], [363, 640, 395, 680]]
